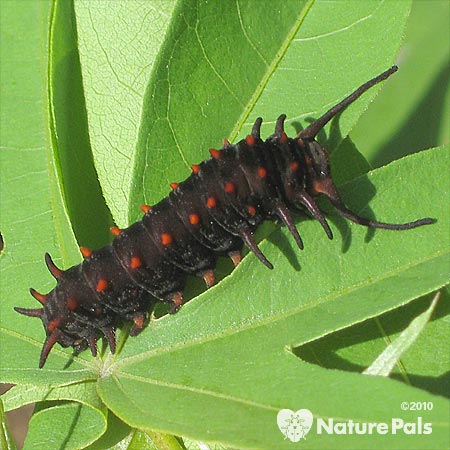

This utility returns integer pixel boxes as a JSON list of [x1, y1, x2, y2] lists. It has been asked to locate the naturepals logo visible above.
[[277, 408, 433, 443]]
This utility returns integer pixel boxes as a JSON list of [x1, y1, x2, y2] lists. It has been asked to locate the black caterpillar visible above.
[[15, 66, 434, 368]]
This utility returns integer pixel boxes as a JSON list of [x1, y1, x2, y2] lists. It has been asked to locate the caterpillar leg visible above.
[[228, 250, 242, 267], [168, 292, 184, 314], [200, 270, 216, 288]]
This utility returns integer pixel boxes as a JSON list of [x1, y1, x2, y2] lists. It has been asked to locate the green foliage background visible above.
[[0, 1, 449, 449]]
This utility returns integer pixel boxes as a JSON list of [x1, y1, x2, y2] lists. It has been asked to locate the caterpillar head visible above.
[[14, 253, 114, 367]]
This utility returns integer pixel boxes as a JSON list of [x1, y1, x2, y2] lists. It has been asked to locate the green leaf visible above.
[[2, 381, 103, 414], [74, 0, 178, 226], [3, 382, 108, 450], [24, 402, 105, 450], [49, 0, 113, 249]]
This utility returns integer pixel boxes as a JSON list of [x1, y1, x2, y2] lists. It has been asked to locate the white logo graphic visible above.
[[277, 409, 313, 442]]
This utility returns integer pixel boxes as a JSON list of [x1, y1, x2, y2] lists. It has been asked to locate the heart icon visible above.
[[277, 409, 313, 442]]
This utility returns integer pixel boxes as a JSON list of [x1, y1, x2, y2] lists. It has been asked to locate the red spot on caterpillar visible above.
[[130, 256, 142, 269], [224, 182, 235, 193], [280, 132, 288, 143], [189, 213, 200, 225], [245, 135, 255, 146], [161, 233, 173, 246], [206, 196, 217, 209], [140, 204, 152, 214], [191, 164, 200, 174], [66, 298, 78, 311], [96, 278, 108, 292], [170, 182, 179, 190], [80, 247, 92, 258], [257, 167, 267, 178], [110, 226, 121, 236], [247, 205, 256, 216], [290, 161, 299, 171], [209, 148, 220, 159], [48, 319, 60, 332]]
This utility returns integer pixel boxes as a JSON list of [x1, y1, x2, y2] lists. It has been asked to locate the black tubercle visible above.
[[14, 67, 434, 367]]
